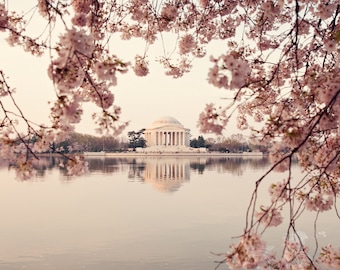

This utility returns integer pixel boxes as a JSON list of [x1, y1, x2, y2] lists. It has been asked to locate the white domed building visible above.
[[143, 116, 191, 152]]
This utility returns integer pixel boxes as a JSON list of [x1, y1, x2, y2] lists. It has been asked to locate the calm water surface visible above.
[[0, 156, 338, 270]]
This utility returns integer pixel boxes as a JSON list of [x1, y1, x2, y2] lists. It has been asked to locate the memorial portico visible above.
[[143, 116, 191, 149], [150, 130, 186, 146]]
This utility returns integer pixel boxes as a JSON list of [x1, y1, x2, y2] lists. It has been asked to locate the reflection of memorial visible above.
[[141, 158, 190, 192], [7, 156, 270, 184]]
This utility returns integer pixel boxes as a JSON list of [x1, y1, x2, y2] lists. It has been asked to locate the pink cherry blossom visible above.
[[225, 233, 267, 269], [161, 3, 178, 22], [255, 206, 283, 227], [65, 155, 89, 176], [71, 13, 88, 27], [1, 2, 340, 268], [197, 103, 228, 135], [133, 55, 149, 77], [318, 244, 340, 269], [268, 179, 289, 202], [59, 27, 95, 57], [178, 34, 196, 55], [72, 0, 92, 14], [0, 3, 8, 30], [304, 194, 333, 212]]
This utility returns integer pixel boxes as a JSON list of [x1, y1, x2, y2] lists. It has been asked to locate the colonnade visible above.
[[144, 131, 187, 146]]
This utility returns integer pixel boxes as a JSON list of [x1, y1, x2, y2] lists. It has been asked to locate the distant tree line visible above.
[[37, 133, 128, 153], [125, 130, 270, 153], [42, 131, 270, 154], [190, 134, 270, 153], [43, 132, 269, 153]]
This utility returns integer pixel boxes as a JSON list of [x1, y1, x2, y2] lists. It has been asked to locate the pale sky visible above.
[[1, 1, 242, 140]]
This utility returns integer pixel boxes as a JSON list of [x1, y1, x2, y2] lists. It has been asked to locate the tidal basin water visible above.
[[0, 156, 339, 270]]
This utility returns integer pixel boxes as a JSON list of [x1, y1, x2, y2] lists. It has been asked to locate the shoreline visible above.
[[82, 151, 266, 158], [34, 152, 267, 159]]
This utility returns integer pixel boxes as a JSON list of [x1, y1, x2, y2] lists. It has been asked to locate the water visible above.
[[0, 156, 338, 270]]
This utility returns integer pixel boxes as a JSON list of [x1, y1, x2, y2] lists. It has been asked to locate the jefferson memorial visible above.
[[142, 116, 191, 152]]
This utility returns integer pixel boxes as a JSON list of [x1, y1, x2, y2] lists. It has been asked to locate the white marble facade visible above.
[[143, 116, 191, 148]]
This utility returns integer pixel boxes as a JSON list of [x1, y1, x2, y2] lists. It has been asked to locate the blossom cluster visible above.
[[178, 34, 197, 55], [225, 233, 339, 270], [0, 144, 35, 180], [93, 55, 129, 85], [268, 179, 289, 202], [282, 240, 312, 269], [255, 206, 283, 227], [225, 233, 266, 269], [45, 17, 130, 143], [0, 3, 8, 30], [133, 55, 149, 77], [318, 244, 340, 269], [197, 103, 228, 135], [64, 155, 89, 176], [207, 53, 251, 90], [92, 106, 129, 136], [304, 193, 334, 212]]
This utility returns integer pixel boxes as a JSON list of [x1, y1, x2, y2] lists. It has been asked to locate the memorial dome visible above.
[[150, 116, 183, 129]]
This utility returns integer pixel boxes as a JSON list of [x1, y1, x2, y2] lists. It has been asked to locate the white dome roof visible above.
[[150, 116, 184, 129]]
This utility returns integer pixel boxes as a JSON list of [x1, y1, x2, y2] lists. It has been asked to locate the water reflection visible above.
[[0, 155, 337, 270], [190, 156, 269, 175], [89, 156, 270, 178], [141, 157, 191, 192], [92, 156, 269, 192], [1, 155, 270, 193], [0, 156, 64, 179], [2, 155, 270, 179]]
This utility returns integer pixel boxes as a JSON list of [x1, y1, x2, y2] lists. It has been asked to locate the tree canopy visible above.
[[190, 135, 206, 148], [127, 129, 146, 149], [0, 0, 340, 269]]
